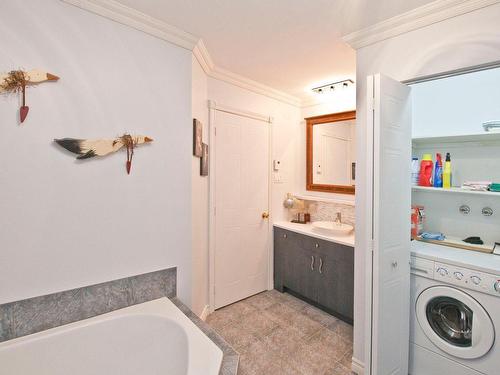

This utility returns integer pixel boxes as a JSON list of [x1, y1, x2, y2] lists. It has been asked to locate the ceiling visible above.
[[116, 0, 437, 101]]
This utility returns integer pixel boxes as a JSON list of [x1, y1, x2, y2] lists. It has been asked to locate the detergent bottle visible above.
[[419, 154, 433, 187], [443, 153, 452, 189], [433, 153, 443, 188]]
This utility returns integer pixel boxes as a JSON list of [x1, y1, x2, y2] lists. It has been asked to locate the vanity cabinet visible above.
[[274, 227, 354, 323]]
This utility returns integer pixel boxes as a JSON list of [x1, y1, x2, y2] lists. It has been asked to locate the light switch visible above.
[[273, 159, 281, 171]]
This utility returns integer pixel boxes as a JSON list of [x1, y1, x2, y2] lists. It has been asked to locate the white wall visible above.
[[412, 66, 500, 137], [0, 0, 192, 305], [354, 3, 500, 367], [191, 56, 210, 317]]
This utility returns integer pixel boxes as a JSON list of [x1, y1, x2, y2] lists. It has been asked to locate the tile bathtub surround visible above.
[[206, 290, 353, 375], [0, 267, 176, 342]]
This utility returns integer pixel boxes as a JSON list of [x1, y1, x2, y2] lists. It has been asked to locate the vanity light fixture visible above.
[[312, 79, 354, 94]]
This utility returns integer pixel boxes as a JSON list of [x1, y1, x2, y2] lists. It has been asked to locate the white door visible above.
[[314, 124, 351, 185], [368, 74, 412, 375], [213, 110, 270, 309]]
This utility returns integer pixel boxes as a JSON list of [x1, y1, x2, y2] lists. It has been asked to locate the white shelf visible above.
[[412, 186, 500, 197], [412, 132, 500, 147], [293, 194, 355, 206]]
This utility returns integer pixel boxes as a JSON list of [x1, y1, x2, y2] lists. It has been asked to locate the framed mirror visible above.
[[306, 111, 356, 194]]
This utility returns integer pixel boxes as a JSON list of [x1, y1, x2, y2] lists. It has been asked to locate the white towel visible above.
[[462, 181, 492, 191]]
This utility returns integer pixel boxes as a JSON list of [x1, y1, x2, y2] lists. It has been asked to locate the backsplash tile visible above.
[[0, 267, 176, 342], [307, 201, 355, 227]]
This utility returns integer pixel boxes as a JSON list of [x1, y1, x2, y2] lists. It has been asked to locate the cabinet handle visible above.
[[310, 256, 315, 271], [283, 233, 287, 238], [315, 243, 319, 248], [319, 258, 323, 274]]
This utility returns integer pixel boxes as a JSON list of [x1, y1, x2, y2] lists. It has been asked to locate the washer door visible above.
[[416, 286, 495, 359]]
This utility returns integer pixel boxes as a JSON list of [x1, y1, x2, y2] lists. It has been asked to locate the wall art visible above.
[[200, 142, 209, 176], [54, 134, 153, 175], [0, 69, 59, 123], [193, 119, 203, 157]]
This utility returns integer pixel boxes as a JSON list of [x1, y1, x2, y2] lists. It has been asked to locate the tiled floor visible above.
[[206, 290, 354, 375]]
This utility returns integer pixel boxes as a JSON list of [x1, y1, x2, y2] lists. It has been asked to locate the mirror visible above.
[[306, 111, 356, 194]]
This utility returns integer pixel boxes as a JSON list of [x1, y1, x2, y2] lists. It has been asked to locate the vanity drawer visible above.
[[299, 235, 353, 263]]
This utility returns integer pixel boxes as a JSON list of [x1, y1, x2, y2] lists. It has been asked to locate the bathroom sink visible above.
[[312, 221, 354, 236]]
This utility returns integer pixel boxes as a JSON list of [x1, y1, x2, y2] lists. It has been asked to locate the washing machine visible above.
[[410, 242, 500, 375]]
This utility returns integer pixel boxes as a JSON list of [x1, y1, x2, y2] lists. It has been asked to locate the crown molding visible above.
[[342, 0, 500, 49], [61, 0, 199, 50], [61, 0, 303, 107], [192, 39, 215, 74], [209, 65, 301, 107]]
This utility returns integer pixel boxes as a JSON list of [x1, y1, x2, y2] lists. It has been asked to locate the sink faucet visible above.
[[334, 212, 342, 225]]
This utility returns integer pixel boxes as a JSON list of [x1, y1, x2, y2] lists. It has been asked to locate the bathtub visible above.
[[0, 297, 223, 375]]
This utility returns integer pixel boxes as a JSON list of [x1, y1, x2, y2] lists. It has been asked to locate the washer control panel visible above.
[[434, 261, 500, 297]]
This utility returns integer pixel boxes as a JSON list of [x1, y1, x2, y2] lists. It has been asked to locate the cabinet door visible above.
[[273, 228, 287, 291], [317, 244, 354, 322], [287, 247, 319, 302]]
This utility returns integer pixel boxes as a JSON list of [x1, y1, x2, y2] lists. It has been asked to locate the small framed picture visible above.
[[193, 119, 203, 157], [200, 143, 209, 176]]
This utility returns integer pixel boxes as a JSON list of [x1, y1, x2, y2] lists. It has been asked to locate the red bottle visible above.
[[418, 154, 433, 187]]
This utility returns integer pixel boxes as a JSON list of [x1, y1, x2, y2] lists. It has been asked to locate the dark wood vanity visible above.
[[274, 226, 354, 324]]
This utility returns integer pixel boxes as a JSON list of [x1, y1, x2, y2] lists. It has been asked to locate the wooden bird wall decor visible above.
[[0, 69, 59, 123], [54, 134, 153, 175]]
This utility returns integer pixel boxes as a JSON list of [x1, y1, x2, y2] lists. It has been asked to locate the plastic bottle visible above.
[[443, 153, 452, 189], [418, 154, 433, 187], [433, 153, 443, 188], [411, 158, 420, 186]]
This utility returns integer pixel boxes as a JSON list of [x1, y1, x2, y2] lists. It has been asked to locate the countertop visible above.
[[273, 221, 355, 247], [411, 240, 500, 275]]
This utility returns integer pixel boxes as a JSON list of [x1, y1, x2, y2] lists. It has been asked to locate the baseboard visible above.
[[351, 357, 365, 375], [199, 304, 210, 321]]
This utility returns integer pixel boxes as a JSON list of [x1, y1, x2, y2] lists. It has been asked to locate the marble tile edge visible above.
[[0, 267, 177, 342]]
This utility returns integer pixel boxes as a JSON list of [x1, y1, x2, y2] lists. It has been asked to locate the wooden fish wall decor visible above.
[[54, 134, 153, 175], [0, 69, 59, 123]]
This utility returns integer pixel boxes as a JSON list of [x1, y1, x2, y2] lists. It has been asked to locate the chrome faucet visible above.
[[334, 212, 342, 225]]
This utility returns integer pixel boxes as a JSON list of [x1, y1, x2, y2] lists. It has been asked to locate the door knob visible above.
[[262, 212, 269, 219]]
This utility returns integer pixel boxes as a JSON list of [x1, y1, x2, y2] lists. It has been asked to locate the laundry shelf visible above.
[[412, 186, 500, 197], [412, 132, 500, 147]]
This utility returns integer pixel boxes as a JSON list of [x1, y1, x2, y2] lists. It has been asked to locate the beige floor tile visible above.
[[216, 322, 260, 353], [244, 292, 277, 310], [327, 319, 354, 342], [279, 292, 311, 311], [263, 301, 298, 323], [260, 325, 303, 358], [238, 339, 302, 375], [240, 311, 280, 339], [301, 305, 340, 327], [208, 290, 354, 375], [338, 350, 353, 369]]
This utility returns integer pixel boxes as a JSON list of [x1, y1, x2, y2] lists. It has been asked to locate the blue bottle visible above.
[[433, 153, 443, 188]]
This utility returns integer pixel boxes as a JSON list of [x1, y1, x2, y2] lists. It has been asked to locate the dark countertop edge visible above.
[[170, 298, 239, 375]]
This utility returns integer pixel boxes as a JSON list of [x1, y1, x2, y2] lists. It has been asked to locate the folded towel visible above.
[[462, 181, 492, 191], [420, 232, 446, 241], [490, 183, 500, 192]]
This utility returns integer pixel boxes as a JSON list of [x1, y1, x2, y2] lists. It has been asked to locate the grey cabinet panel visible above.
[[273, 226, 354, 323], [317, 254, 354, 319]]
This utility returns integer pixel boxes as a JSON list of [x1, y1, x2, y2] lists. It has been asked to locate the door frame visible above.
[[207, 100, 274, 313]]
